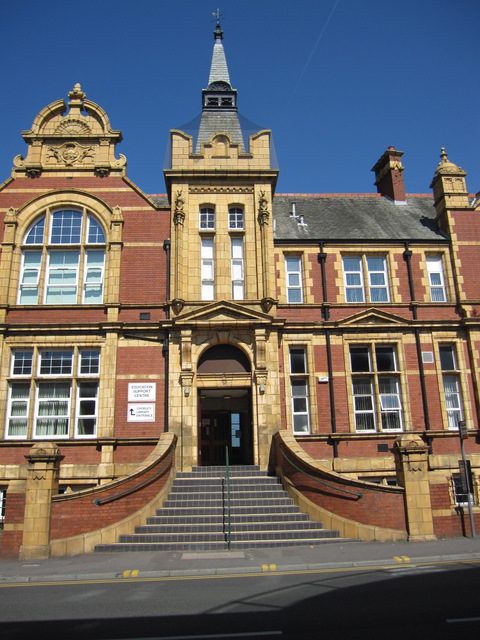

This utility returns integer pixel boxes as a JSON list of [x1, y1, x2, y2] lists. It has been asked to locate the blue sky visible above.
[[1, 0, 479, 196]]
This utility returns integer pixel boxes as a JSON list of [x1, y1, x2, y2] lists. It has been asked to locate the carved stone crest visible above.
[[47, 141, 94, 166]]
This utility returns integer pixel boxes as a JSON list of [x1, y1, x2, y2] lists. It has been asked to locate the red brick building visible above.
[[0, 23, 479, 557]]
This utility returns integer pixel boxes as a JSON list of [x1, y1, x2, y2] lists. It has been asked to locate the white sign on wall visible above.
[[128, 383, 156, 402], [127, 403, 155, 422]]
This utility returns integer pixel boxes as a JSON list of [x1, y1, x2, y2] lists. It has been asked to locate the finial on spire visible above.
[[212, 8, 223, 40]]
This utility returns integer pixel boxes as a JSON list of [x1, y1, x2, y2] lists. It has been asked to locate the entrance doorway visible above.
[[198, 389, 252, 466]]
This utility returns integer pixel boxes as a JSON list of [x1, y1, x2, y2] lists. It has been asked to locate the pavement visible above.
[[1, 536, 480, 584]]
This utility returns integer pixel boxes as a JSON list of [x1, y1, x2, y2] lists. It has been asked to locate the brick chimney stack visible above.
[[372, 146, 406, 203]]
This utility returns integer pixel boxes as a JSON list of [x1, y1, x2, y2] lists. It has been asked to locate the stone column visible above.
[[19, 443, 63, 560], [394, 434, 436, 542], [173, 189, 186, 304], [256, 190, 270, 300]]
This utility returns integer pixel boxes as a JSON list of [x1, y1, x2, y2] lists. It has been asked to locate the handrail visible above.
[[225, 446, 231, 550], [279, 443, 363, 499], [94, 441, 176, 506]]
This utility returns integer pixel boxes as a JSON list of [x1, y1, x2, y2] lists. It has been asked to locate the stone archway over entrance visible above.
[[196, 344, 253, 466]]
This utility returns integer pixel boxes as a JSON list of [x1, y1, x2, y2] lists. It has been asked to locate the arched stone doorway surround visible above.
[[169, 302, 281, 471]]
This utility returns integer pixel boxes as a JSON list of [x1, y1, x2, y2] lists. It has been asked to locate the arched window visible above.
[[197, 344, 251, 373], [18, 209, 106, 305]]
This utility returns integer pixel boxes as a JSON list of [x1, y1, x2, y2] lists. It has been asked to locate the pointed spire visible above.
[[208, 13, 231, 87], [201, 15, 237, 112]]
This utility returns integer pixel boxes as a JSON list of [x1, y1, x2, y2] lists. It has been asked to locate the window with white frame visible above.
[[285, 256, 303, 303], [201, 237, 215, 300], [5, 348, 100, 440], [343, 255, 390, 303], [289, 348, 310, 434], [350, 345, 402, 432], [18, 209, 105, 305], [439, 344, 463, 429], [231, 237, 244, 299], [426, 256, 447, 302], [199, 206, 215, 230], [229, 207, 244, 230]]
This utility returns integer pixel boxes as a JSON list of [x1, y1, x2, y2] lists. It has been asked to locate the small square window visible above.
[[290, 348, 306, 374], [79, 350, 100, 376], [200, 207, 215, 230], [11, 351, 33, 376], [375, 347, 396, 372], [229, 207, 244, 230], [350, 347, 370, 372]]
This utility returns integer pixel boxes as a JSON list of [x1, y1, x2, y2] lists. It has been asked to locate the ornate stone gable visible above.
[[12, 84, 126, 178]]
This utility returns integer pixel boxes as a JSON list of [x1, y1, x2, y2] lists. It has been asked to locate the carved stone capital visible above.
[[180, 372, 194, 396], [255, 370, 268, 394], [174, 211, 185, 226]]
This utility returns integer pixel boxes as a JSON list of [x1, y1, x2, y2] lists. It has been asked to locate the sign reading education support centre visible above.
[[127, 383, 156, 422]]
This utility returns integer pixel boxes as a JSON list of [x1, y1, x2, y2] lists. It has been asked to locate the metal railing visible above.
[[94, 441, 176, 506], [225, 446, 232, 549]]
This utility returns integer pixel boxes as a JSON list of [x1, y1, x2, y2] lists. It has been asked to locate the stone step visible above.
[[96, 537, 353, 552], [156, 504, 304, 517], [162, 497, 295, 509], [166, 489, 287, 500], [177, 467, 264, 479], [169, 484, 283, 494], [134, 520, 325, 534], [171, 477, 281, 489], [117, 527, 337, 544], [95, 465, 352, 553], [147, 512, 310, 525]]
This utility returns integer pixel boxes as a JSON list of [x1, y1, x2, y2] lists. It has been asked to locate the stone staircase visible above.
[[95, 465, 349, 552]]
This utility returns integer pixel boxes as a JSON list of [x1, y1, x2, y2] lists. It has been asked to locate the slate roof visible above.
[[150, 193, 446, 244], [208, 36, 231, 86], [196, 110, 246, 153], [150, 195, 170, 208], [273, 195, 447, 243]]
